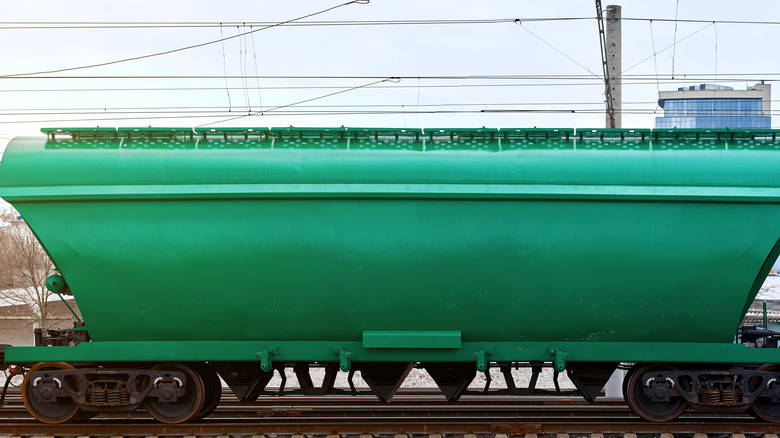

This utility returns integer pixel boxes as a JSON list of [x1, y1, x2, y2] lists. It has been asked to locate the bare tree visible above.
[[0, 210, 59, 331]]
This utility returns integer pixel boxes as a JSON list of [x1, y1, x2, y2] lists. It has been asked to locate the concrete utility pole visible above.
[[597, 6, 625, 401], [605, 5, 622, 128]]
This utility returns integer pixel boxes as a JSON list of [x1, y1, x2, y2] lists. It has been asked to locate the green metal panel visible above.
[[6, 340, 780, 365], [363, 331, 461, 349], [2, 127, 780, 364]]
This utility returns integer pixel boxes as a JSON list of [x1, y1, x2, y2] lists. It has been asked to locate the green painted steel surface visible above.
[[6, 340, 780, 365], [2, 127, 780, 363], [362, 331, 462, 349]]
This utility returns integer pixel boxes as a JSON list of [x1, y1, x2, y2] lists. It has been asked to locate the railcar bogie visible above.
[[624, 362, 780, 422], [14, 361, 220, 424]]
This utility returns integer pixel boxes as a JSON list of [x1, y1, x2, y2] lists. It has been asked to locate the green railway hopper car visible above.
[[2, 126, 780, 423]]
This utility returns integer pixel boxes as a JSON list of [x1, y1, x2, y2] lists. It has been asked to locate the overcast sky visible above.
[[0, 0, 778, 150]]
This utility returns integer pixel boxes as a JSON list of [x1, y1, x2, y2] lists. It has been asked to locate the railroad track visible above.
[[1, 387, 778, 436]]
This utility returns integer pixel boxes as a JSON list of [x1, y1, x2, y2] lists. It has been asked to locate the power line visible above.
[[671, 0, 681, 78], [0, 101, 660, 111], [12, 109, 780, 117], [0, 83, 696, 93], [0, 74, 776, 80], [0, 18, 545, 29], [622, 21, 714, 75], [2, 16, 780, 29], [515, 21, 600, 78], [0, 0, 369, 78], [4, 106, 780, 122], [0, 105, 663, 116], [0, 110, 646, 125], [0, 12, 776, 86], [0, 79, 774, 94], [622, 17, 780, 26], [200, 77, 398, 126], [0, 84, 617, 93]]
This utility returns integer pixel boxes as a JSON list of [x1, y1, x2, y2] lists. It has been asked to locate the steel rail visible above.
[[0, 418, 777, 435], [0, 388, 776, 435]]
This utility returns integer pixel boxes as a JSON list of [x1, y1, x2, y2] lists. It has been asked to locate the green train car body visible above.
[[3, 127, 780, 366]]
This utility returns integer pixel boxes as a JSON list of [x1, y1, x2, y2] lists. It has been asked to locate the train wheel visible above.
[[144, 363, 205, 424], [749, 364, 780, 422], [194, 363, 222, 420], [625, 363, 687, 422], [622, 364, 635, 400], [21, 362, 80, 424]]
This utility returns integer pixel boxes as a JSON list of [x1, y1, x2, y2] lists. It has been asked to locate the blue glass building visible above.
[[655, 83, 771, 129]]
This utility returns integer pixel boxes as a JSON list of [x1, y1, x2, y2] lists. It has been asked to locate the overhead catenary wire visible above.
[[0, 83, 631, 93], [671, 0, 681, 78], [621, 21, 714, 75], [219, 23, 232, 111], [0, 73, 776, 80], [0, 101, 775, 115], [250, 26, 264, 111], [239, 25, 251, 111], [198, 77, 399, 126], [0, 10, 773, 98], [0, 14, 773, 134], [649, 20, 661, 101], [0, 82, 750, 94], [0, 12, 771, 82], [3, 17, 780, 29], [4, 107, 780, 125], [0, 11, 773, 129], [713, 21, 718, 84], [0, 18, 583, 29], [0, 0, 369, 78], [515, 21, 600, 78], [0, 102, 665, 117], [0, 101, 661, 111], [0, 78, 774, 94]]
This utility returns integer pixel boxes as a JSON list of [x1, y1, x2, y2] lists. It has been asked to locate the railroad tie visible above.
[[6, 431, 780, 438]]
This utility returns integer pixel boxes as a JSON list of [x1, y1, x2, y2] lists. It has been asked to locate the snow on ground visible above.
[[757, 275, 780, 302], [265, 364, 574, 391]]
